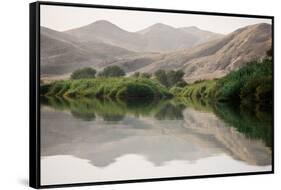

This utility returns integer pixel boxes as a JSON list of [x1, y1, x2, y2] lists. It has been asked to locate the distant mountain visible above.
[[136, 23, 198, 52], [41, 26, 134, 77], [110, 23, 272, 82], [179, 26, 223, 45], [65, 20, 223, 52], [42, 23, 272, 82], [66, 20, 146, 52], [180, 23, 272, 81]]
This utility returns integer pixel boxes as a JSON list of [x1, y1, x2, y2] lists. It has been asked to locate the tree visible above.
[[155, 70, 169, 87], [166, 70, 185, 87], [71, 67, 96, 79], [175, 80, 187, 87], [155, 69, 185, 88], [98, 65, 125, 77], [141, 73, 152, 79], [133, 72, 152, 79]]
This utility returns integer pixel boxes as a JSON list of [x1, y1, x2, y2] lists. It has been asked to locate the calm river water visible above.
[[40, 97, 272, 185]]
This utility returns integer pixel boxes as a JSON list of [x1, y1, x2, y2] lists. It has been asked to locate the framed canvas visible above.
[[29, 1, 274, 188]]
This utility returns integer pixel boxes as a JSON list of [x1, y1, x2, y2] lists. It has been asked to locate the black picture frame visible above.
[[30, 1, 274, 189]]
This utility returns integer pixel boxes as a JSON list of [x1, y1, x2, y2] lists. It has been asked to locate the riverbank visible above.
[[41, 58, 272, 109], [41, 77, 172, 99], [170, 58, 273, 107]]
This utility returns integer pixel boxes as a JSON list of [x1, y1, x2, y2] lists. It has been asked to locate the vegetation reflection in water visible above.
[[178, 97, 272, 147], [41, 96, 272, 148]]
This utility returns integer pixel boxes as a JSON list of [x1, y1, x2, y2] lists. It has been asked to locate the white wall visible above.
[[0, 0, 279, 189]]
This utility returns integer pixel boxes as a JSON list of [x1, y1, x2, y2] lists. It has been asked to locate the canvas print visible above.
[[39, 4, 273, 186]]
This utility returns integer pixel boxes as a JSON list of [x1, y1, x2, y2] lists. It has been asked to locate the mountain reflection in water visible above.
[[40, 96, 272, 185]]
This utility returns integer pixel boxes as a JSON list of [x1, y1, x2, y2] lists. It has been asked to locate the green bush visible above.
[[169, 86, 183, 96], [40, 84, 51, 95], [41, 77, 172, 99], [240, 76, 272, 105], [45, 81, 71, 96], [70, 67, 96, 79], [154, 69, 185, 88], [170, 58, 272, 107], [141, 73, 152, 79], [174, 81, 187, 88], [214, 58, 272, 101], [98, 65, 125, 77], [116, 83, 154, 98], [256, 78, 272, 105], [176, 80, 216, 99]]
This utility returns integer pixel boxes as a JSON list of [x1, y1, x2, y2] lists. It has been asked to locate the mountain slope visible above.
[[137, 23, 198, 52], [66, 20, 146, 52], [41, 26, 134, 77], [42, 23, 271, 82], [181, 23, 272, 81], [65, 20, 223, 52], [114, 23, 271, 82], [180, 26, 223, 45]]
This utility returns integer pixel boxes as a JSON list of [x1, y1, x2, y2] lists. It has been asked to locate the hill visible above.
[[41, 26, 135, 78], [114, 23, 271, 82], [65, 20, 223, 52]]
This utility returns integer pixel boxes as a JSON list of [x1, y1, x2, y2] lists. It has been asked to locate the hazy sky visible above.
[[41, 5, 271, 34]]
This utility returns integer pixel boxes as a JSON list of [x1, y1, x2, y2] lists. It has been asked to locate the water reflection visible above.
[[41, 96, 272, 184], [178, 97, 273, 147], [41, 96, 186, 122]]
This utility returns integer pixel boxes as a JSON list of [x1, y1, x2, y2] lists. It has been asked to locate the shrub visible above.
[[40, 84, 51, 95], [214, 58, 272, 101], [71, 67, 96, 79], [141, 73, 152, 79], [180, 80, 216, 99], [175, 81, 187, 87], [154, 70, 169, 87], [116, 83, 155, 98], [240, 76, 272, 103], [41, 77, 172, 99], [154, 69, 185, 88], [98, 65, 125, 77], [169, 87, 183, 96], [256, 77, 272, 105]]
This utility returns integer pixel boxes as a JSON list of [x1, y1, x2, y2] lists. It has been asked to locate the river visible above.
[[40, 97, 272, 185]]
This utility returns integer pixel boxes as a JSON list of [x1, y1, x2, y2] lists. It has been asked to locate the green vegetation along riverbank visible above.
[[41, 58, 272, 108], [171, 58, 273, 108], [41, 77, 172, 99]]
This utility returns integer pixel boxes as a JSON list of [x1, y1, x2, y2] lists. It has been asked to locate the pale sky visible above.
[[41, 5, 271, 34]]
